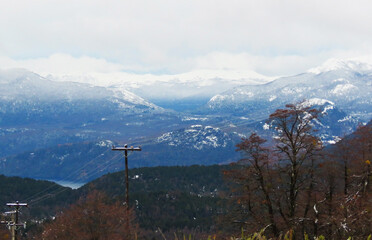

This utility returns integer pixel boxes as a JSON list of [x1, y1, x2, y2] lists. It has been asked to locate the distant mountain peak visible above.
[[308, 58, 372, 74], [0, 68, 158, 109]]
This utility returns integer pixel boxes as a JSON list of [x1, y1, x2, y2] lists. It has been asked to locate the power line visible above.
[[23, 147, 113, 203], [21, 115, 254, 205], [24, 150, 123, 207], [25, 150, 129, 207]]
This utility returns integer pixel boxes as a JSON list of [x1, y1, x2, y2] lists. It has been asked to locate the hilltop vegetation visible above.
[[81, 165, 230, 231], [0, 164, 231, 238], [0, 175, 77, 219]]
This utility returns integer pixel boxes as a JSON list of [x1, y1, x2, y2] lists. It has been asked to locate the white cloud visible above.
[[0, 54, 124, 75], [193, 52, 325, 76], [1, 0, 372, 76]]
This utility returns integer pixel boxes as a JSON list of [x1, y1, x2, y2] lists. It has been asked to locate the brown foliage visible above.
[[323, 123, 372, 238], [223, 133, 279, 236], [41, 191, 138, 240], [0, 227, 10, 240], [223, 103, 372, 239]]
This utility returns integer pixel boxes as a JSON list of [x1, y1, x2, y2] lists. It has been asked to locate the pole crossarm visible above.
[[6, 203, 28, 208], [112, 145, 142, 151]]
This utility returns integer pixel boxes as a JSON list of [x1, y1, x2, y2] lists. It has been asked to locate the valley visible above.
[[0, 59, 371, 183]]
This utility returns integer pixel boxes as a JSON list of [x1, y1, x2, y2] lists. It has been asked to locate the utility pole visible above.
[[5, 202, 27, 240], [112, 144, 141, 236], [112, 144, 141, 210]]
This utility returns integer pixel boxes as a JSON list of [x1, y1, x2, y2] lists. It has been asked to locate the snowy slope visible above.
[[0, 68, 158, 109], [46, 69, 272, 100], [156, 124, 233, 150], [45, 69, 272, 111], [0, 69, 184, 158], [234, 98, 359, 146], [206, 59, 372, 122]]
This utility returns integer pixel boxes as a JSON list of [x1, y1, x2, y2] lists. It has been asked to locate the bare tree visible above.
[[224, 102, 323, 237], [354, 124, 372, 195], [268, 103, 322, 234], [232, 133, 279, 236], [316, 123, 372, 238]]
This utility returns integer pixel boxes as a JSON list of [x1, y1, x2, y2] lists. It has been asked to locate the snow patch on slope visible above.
[[330, 84, 357, 95], [156, 125, 230, 150], [301, 98, 335, 108]]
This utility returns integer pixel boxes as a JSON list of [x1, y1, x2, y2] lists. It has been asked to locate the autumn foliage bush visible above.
[[41, 191, 138, 240]]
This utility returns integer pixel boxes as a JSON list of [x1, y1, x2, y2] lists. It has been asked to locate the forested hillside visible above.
[[0, 165, 231, 238], [0, 175, 77, 218]]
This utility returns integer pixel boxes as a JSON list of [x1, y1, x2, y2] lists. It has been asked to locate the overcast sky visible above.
[[1, 0, 372, 79]]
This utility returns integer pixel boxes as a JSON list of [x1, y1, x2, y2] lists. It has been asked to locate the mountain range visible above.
[[205, 59, 372, 121], [0, 59, 371, 183]]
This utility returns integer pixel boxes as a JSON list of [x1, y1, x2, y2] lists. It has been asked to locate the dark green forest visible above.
[[0, 164, 231, 239]]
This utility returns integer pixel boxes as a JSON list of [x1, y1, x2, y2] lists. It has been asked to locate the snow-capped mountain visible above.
[[206, 59, 372, 124], [308, 99, 359, 144], [1, 59, 371, 183], [0, 69, 184, 157], [286, 98, 358, 144], [0, 68, 158, 108], [223, 98, 359, 146], [308, 58, 372, 74], [46, 69, 272, 111]]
